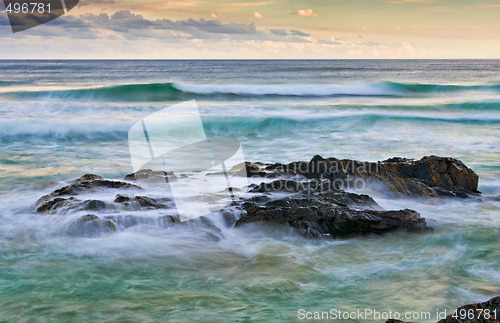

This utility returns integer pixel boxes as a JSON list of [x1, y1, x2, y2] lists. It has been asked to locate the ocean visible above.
[[0, 60, 499, 322]]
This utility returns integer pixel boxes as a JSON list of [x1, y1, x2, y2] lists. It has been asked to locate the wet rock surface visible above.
[[241, 155, 480, 198], [236, 198, 426, 238], [66, 214, 117, 237], [124, 169, 177, 183], [35, 155, 480, 239], [37, 174, 142, 205], [236, 177, 428, 238]]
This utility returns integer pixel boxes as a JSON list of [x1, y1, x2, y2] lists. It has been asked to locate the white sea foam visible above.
[[172, 81, 398, 97]]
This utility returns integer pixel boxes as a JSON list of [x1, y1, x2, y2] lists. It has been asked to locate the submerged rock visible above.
[[66, 214, 116, 237]]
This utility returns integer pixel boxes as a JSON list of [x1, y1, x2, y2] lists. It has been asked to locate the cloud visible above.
[[318, 39, 343, 45], [0, 9, 317, 46], [295, 9, 317, 17], [68, 11, 260, 38], [268, 29, 311, 39], [253, 12, 263, 18], [270, 29, 288, 36], [290, 29, 310, 37], [210, 13, 218, 18]]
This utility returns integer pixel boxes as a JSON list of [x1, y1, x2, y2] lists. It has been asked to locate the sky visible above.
[[0, 0, 499, 59]]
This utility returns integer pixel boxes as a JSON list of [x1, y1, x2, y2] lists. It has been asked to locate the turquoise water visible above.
[[0, 60, 499, 322]]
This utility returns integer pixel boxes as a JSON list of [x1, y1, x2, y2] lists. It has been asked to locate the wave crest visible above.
[[2, 81, 500, 102]]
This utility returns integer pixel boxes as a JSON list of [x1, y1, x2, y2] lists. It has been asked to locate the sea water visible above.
[[0, 60, 499, 322]]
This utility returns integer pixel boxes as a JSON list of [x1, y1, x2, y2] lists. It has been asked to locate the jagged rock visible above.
[[235, 194, 427, 238], [242, 155, 479, 198], [36, 155, 480, 239], [36, 174, 142, 206], [133, 196, 169, 208], [124, 169, 177, 183], [118, 195, 172, 210], [36, 197, 77, 213], [114, 194, 131, 203], [36, 194, 171, 214], [339, 155, 480, 198], [235, 162, 429, 238], [66, 214, 116, 237]]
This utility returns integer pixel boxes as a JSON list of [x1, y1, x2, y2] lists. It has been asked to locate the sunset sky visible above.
[[1, 0, 499, 59]]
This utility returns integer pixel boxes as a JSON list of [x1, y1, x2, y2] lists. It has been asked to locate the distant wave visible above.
[[2, 81, 500, 102]]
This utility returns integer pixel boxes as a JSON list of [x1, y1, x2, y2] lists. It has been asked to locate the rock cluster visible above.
[[35, 155, 480, 239]]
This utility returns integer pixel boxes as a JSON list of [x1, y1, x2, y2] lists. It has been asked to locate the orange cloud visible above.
[[296, 9, 317, 17]]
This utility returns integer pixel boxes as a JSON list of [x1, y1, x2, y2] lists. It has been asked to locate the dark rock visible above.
[[35, 155, 480, 240], [37, 195, 171, 214], [36, 197, 76, 213], [124, 169, 177, 183], [79, 174, 103, 181], [236, 193, 428, 238], [242, 155, 480, 198], [80, 200, 109, 211], [66, 214, 116, 237], [133, 196, 169, 209], [339, 155, 480, 198], [114, 194, 131, 203], [36, 174, 142, 206]]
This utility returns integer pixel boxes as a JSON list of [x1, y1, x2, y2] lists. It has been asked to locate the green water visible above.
[[1, 60, 499, 322], [1, 225, 499, 322]]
